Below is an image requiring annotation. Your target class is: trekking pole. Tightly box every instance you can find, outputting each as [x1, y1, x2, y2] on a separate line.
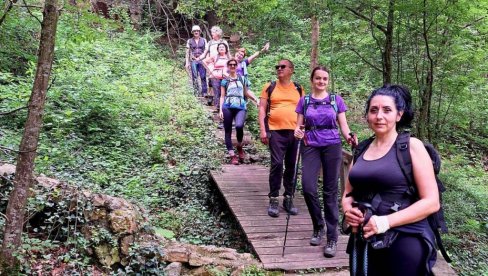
[282, 126, 304, 257]
[349, 133, 359, 276]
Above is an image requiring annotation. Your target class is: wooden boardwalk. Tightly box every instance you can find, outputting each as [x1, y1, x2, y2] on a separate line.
[211, 164, 349, 271]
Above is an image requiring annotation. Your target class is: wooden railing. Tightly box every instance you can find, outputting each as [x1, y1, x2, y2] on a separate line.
[340, 150, 353, 196]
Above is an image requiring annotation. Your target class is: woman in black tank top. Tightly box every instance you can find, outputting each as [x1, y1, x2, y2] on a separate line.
[342, 85, 440, 275]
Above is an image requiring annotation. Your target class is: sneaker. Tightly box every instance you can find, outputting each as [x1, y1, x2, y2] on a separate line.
[310, 227, 325, 246]
[217, 123, 224, 129]
[267, 197, 279, 217]
[237, 145, 246, 161]
[323, 240, 337, 258]
[283, 195, 298, 215]
[230, 155, 239, 165]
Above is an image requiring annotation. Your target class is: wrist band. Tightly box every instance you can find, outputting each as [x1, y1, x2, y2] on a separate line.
[371, 215, 390, 234]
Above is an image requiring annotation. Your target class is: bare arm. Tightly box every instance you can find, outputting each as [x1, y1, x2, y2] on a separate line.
[294, 114, 305, 139]
[337, 112, 358, 145]
[244, 86, 258, 106]
[219, 84, 226, 119]
[247, 42, 270, 64]
[258, 90, 268, 145]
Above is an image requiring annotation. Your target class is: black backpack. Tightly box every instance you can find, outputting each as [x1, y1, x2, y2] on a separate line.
[264, 81, 302, 131]
[353, 131, 451, 262]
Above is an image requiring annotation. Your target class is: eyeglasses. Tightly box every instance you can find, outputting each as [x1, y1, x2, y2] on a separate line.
[228, 63, 237, 67]
[275, 65, 287, 70]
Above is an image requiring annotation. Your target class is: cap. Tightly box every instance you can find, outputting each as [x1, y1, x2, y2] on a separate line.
[192, 25, 201, 32]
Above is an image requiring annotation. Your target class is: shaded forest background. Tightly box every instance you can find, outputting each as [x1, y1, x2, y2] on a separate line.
[0, 0, 487, 274]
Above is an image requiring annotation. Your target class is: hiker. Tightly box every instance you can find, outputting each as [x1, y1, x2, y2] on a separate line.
[234, 42, 270, 87]
[185, 25, 207, 97]
[342, 84, 440, 275]
[203, 43, 230, 113]
[293, 66, 357, 258]
[220, 58, 259, 165]
[200, 26, 231, 59]
[258, 59, 304, 217]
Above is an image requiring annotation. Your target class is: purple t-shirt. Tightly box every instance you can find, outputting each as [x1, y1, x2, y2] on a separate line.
[295, 94, 347, 147]
[236, 58, 250, 77]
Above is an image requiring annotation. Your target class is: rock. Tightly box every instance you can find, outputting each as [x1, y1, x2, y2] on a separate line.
[188, 252, 213, 267]
[230, 265, 246, 276]
[164, 245, 189, 263]
[94, 243, 120, 267]
[120, 235, 134, 256]
[164, 262, 182, 276]
[0, 163, 15, 176]
[87, 208, 108, 221]
[189, 266, 210, 276]
[109, 209, 138, 234]
[36, 175, 61, 189]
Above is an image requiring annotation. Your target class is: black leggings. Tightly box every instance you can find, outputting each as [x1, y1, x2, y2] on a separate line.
[222, 107, 246, 151]
[368, 233, 430, 276]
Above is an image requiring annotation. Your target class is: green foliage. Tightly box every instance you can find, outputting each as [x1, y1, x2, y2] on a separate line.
[439, 154, 488, 275]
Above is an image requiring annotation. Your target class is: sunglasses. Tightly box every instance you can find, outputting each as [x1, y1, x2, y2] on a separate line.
[275, 65, 287, 70]
[228, 63, 238, 67]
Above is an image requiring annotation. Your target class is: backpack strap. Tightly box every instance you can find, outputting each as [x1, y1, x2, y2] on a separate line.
[353, 136, 375, 164]
[395, 131, 452, 263]
[303, 95, 310, 125]
[265, 81, 277, 116]
[293, 81, 303, 96]
[395, 131, 415, 196]
[330, 93, 338, 113]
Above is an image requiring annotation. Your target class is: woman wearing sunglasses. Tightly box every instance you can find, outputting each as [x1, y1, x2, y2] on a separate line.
[220, 59, 259, 165]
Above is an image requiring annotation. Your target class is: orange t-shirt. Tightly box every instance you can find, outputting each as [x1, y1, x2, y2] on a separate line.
[260, 81, 304, 130]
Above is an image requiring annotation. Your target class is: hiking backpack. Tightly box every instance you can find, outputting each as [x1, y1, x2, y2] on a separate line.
[302, 93, 339, 129]
[353, 131, 451, 262]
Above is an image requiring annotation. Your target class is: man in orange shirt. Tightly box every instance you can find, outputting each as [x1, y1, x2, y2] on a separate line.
[259, 59, 304, 217]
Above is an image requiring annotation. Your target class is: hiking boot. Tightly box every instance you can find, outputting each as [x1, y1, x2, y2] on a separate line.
[267, 197, 279, 217]
[283, 195, 298, 215]
[230, 155, 239, 165]
[237, 145, 246, 161]
[323, 240, 337, 258]
[310, 227, 325, 246]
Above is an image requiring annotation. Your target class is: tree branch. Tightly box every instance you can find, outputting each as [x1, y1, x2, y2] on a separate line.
[349, 47, 383, 73]
[346, 6, 387, 34]
[0, 106, 28, 116]
[0, 0, 14, 27]
[0, 145, 36, 153]
[22, 0, 41, 24]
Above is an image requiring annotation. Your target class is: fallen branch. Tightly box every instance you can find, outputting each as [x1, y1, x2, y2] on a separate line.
[0, 106, 28, 116]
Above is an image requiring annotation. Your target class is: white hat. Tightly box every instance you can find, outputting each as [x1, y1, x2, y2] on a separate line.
[191, 25, 201, 32]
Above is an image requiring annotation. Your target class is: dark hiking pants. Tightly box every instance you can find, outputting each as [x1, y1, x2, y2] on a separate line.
[268, 130, 299, 198]
[301, 143, 342, 241]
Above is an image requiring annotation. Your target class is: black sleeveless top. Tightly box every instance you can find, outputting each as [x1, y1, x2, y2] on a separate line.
[348, 143, 437, 271]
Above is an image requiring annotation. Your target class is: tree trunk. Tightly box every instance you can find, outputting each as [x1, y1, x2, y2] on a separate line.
[129, 0, 142, 30]
[0, 0, 59, 268]
[417, 0, 434, 140]
[310, 15, 319, 70]
[382, 0, 395, 84]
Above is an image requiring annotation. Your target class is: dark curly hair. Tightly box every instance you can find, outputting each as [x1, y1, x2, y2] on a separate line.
[365, 84, 414, 129]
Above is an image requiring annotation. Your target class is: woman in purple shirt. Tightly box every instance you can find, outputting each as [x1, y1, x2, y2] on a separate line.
[294, 66, 357, 258]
